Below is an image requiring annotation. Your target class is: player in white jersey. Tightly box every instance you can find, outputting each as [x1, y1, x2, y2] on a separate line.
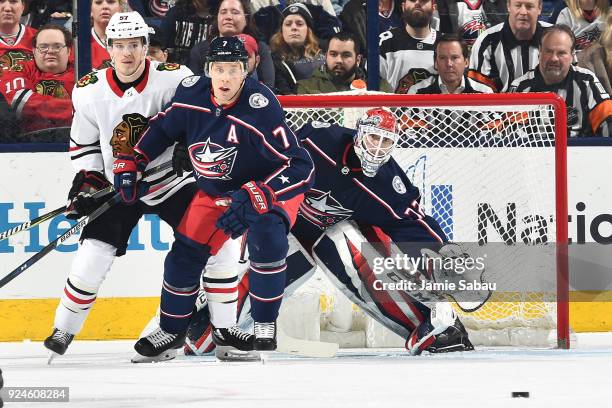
[43, 12, 246, 362]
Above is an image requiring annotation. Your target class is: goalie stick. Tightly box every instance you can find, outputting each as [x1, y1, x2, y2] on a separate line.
[0, 161, 174, 289]
[0, 186, 115, 243]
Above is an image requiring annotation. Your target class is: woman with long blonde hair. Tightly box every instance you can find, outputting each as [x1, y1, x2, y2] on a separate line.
[270, 3, 324, 94]
[554, 0, 608, 53]
[578, 12, 612, 95]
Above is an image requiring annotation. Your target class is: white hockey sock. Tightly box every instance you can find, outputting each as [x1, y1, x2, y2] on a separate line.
[54, 239, 116, 334]
[208, 300, 238, 329]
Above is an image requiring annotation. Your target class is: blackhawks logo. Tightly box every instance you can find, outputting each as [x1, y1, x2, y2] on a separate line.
[395, 69, 432, 94]
[77, 72, 99, 88]
[35, 80, 69, 98]
[156, 63, 180, 71]
[110, 113, 149, 157]
[0, 50, 33, 76]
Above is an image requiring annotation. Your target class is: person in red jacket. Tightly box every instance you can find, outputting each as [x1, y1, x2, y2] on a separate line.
[0, 0, 37, 74]
[0, 24, 74, 133]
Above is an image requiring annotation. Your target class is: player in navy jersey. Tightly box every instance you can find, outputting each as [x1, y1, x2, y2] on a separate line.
[183, 108, 476, 356]
[113, 36, 314, 357]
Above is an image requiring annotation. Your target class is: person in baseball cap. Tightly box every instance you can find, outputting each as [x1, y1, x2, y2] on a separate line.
[235, 33, 260, 75]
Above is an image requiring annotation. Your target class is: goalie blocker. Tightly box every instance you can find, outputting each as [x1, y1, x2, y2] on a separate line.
[186, 222, 476, 356]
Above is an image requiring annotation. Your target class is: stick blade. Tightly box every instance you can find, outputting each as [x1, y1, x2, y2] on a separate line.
[277, 328, 338, 358]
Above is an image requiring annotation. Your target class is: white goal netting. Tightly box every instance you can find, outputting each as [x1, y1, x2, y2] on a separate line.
[278, 93, 568, 348]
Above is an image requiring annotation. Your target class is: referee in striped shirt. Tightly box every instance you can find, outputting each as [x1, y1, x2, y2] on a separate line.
[509, 25, 611, 137]
[468, 0, 550, 92]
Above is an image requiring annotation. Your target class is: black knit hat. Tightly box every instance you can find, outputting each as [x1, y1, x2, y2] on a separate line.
[281, 3, 313, 28]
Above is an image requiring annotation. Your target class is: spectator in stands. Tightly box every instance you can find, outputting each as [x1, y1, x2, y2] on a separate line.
[404, 34, 493, 141]
[379, 0, 439, 93]
[160, 0, 215, 64]
[128, 0, 171, 19]
[252, 0, 341, 46]
[437, 0, 508, 47]
[270, 3, 325, 95]
[551, 0, 607, 54]
[0, 0, 37, 74]
[21, 1, 72, 29]
[91, 0, 124, 69]
[510, 25, 611, 137]
[339, 0, 403, 56]
[409, 33, 494, 94]
[297, 31, 392, 93]
[147, 29, 169, 62]
[237, 33, 261, 76]
[578, 12, 611, 95]
[0, 24, 74, 135]
[468, 0, 550, 92]
[187, 0, 275, 87]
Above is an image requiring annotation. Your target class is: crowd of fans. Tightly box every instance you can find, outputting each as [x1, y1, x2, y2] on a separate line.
[0, 0, 608, 141]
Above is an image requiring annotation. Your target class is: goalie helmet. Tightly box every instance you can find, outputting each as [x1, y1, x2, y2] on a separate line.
[354, 108, 398, 177]
[106, 12, 151, 46]
[204, 36, 249, 77]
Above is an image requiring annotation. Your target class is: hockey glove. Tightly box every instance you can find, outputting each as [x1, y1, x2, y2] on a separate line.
[216, 181, 277, 239]
[66, 170, 112, 219]
[112, 152, 149, 205]
[172, 142, 193, 177]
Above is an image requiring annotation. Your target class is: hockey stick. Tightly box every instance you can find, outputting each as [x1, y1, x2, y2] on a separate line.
[0, 186, 115, 243]
[277, 326, 338, 358]
[0, 161, 174, 289]
[0, 193, 121, 289]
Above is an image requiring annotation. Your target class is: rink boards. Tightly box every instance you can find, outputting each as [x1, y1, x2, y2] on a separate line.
[0, 146, 612, 340]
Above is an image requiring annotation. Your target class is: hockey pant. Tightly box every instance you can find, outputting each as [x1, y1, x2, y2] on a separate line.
[159, 190, 303, 335]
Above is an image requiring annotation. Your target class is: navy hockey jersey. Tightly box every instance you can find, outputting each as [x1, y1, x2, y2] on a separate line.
[136, 76, 315, 200]
[295, 122, 447, 247]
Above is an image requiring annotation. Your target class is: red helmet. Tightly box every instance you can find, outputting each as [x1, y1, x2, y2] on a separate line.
[354, 108, 398, 177]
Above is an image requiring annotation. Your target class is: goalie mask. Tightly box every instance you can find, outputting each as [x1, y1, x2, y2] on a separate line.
[354, 108, 398, 177]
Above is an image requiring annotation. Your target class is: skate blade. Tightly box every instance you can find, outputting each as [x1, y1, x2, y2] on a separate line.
[131, 348, 177, 363]
[47, 351, 59, 365]
[215, 346, 260, 362]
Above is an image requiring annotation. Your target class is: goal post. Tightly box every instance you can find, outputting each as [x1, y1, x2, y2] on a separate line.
[278, 92, 570, 349]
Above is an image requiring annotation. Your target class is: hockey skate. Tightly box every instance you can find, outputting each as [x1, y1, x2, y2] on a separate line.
[212, 326, 259, 361]
[406, 303, 465, 356]
[426, 318, 474, 354]
[131, 327, 185, 363]
[254, 321, 277, 351]
[44, 328, 74, 364]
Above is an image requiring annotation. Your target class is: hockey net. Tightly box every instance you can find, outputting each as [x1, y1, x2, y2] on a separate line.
[278, 93, 569, 348]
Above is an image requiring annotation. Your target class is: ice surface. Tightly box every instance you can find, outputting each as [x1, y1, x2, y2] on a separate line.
[1, 333, 611, 408]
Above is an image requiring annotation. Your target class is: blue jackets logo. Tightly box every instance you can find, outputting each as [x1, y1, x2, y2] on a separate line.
[298, 189, 353, 230]
[189, 138, 237, 180]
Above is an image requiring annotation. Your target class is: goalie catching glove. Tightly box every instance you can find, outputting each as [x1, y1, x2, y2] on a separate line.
[112, 152, 149, 205]
[216, 181, 277, 239]
[66, 170, 112, 219]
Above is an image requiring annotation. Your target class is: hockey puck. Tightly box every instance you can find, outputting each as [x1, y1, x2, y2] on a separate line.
[511, 392, 530, 398]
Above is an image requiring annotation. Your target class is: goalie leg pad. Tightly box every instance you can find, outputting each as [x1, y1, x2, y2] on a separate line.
[312, 222, 429, 337]
[55, 239, 116, 334]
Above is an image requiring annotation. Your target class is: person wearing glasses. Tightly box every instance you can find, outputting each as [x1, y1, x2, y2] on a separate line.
[0, 24, 73, 133]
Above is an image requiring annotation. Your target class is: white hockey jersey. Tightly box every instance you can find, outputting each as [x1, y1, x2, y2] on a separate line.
[69, 59, 194, 206]
[555, 8, 604, 53]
